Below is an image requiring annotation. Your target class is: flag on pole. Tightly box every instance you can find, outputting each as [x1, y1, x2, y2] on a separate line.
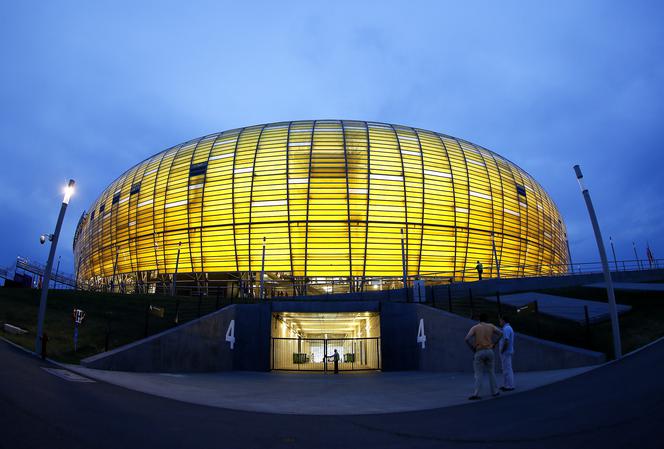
[646, 244, 655, 267]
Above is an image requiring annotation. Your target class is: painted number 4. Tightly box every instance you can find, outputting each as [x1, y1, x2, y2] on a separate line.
[225, 320, 236, 350]
[417, 318, 426, 349]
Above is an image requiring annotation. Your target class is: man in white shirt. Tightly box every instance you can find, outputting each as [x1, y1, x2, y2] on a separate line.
[499, 315, 515, 391]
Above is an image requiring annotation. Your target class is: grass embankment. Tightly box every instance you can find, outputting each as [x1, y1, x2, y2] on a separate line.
[431, 284, 664, 358]
[0, 288, 224, 363]
[539, 286, 664, 355]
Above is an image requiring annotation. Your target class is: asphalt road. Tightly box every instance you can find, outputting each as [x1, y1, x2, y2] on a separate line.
[1, 339, 662, 449]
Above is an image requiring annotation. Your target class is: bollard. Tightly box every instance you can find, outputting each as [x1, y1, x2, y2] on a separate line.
[104, 327, 110, 352]
[174, 298, 180, 324]
[104, 313, 112, 352]
[40, 333, 48, 360]
[448, 284, 453, 313]
[496, 291, 502, 316]
[584, 305, 591, 345]
[144, 300, 150, 338]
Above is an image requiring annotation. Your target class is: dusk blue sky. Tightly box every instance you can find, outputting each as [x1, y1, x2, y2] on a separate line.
[1, 1, 663, 277]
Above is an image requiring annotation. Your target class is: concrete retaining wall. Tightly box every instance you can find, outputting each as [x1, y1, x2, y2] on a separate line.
[380, 302, 605, 372]
[82, 300, 380, 372]
[82, 303, 272, 372]
[83, 299, 604, 373]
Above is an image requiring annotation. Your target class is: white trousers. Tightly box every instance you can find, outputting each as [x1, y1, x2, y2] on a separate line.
[500, 353, 515, 389]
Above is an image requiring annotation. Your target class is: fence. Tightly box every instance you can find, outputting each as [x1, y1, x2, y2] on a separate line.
[70, 257, 663, 300]
[99, 291, 256, 353]
[423, 282, 664, 356]
[15, 256, 77, 288]
[271, 337, 381, 371]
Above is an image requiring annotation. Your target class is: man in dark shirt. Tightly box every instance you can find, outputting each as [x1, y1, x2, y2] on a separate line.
[327, 349, 340, 374]
[476, 261, 484, 280]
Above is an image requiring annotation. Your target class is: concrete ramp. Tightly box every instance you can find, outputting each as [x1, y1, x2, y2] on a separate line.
[82, 303, 272, 372]
[484, 292, 631, 324]
[381, 303, 605, 372]
[585, 282, 664, 292]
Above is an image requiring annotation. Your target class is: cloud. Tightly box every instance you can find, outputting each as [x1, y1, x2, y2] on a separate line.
[1, 0, 663, 273]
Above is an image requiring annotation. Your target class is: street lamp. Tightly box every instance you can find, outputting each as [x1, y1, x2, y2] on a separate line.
[35, 179, 75, 354]
[573, 166, 621, 359]
[260, 237, 266, 299]
[400, 228, 407, 289]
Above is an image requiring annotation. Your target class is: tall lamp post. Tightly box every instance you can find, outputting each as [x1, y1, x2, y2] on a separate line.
[260, 237, 266, 299]
[35, 179, 75, 354]
[573, 166, 622, 359]
[400, 229, 408, 289]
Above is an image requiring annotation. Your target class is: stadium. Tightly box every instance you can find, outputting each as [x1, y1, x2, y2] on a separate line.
[73, 120, 569, 297]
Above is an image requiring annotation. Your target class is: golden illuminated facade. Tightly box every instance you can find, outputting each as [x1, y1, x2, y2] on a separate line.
[73, 120, 569, 294]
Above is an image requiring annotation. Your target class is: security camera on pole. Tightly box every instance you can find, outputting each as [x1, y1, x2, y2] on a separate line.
[35, 179, 75, 354]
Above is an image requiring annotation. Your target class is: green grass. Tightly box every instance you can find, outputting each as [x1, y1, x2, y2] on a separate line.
[433, 286, 664, 358]
[0, 288, 228, 363]
[539, 286, 664, 355]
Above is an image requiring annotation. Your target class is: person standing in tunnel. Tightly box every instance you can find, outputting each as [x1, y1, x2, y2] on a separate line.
[327, 349, 340, 374]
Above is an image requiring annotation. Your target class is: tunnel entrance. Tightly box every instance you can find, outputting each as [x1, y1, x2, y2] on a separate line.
[270, 312, 381, 371]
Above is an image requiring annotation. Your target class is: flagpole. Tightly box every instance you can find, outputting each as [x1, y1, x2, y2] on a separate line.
[633, 242, 641, 270]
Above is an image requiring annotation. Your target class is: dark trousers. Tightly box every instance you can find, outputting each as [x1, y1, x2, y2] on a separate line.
[334, 360, 338, 374]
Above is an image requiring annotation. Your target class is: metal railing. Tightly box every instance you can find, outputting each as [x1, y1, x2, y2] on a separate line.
[419, 258, 663, 280]
[15, 256, 77, 288]
[74, 256, 664, 298]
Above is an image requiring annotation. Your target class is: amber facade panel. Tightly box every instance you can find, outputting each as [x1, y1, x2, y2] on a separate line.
[73, 120, 569, 289]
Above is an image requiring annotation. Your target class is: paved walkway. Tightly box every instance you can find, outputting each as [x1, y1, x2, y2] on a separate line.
[585, 282, 664, 292]
[485, 292, 631, 324]
[65, 364, 594, 415]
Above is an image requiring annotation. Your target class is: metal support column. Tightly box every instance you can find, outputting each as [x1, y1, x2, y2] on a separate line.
[35, 179, 75, 354]
[574, 165, 622, 359]
[171, 241, 181, 297]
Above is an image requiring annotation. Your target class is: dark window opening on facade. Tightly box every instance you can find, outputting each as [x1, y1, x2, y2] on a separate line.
[112, 192, 121, 205]
[516, 184, 527, 196]
[189, 162, 208, 177]
[130, 183, 141, 195]
[99, 204, 105, 214]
